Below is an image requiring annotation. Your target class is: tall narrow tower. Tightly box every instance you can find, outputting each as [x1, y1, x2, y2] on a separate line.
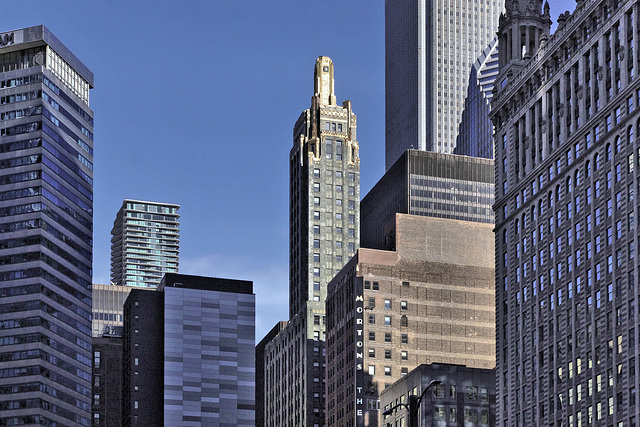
[261, 56, 360, 427]
[289, 56, 360, 317]
[0, 26, 94, 426]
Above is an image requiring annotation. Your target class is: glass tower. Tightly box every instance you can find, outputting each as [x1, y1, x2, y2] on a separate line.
[0, 25, 94, 426]
[110, 199, 179, 288]
[454, 38, 499, 159]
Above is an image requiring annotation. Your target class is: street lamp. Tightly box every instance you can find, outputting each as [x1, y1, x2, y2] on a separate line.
[382, 379, 442, 427]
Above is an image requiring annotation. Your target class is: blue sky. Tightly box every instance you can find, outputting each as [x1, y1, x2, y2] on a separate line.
[5, 0, 575, 340]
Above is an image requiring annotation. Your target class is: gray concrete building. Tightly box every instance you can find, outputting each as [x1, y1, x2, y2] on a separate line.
[0, 25, 94, 426]
[326, 214, 495, 427]
[122, 273, 255, 426]
[110, 199, 180, 288]
[92, 283, 135, 336]
[259, 56, 360, 427]
[385, 0, 502, 168]
[361, 150, 494, 251]
[492, 0, 640, 424]
[380, 363, 496, 427]
[454, 39, 499, 159]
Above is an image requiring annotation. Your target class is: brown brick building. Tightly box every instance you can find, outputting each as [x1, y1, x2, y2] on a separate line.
[325, 214, 495, 427]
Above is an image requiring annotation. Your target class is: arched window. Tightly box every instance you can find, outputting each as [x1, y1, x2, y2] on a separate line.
[615, 136, 622, 154]
[539, 199, 544, 215]
[628, 125, 634, 146]
[516, 219, 520, 234]
[594, 153, 601, 170]
[548, 191, 554, 208]
[523, 214, 528, 229]
[532, 205, 537, 221]
[586, 160, 591, 177]
[503, 229, 508, 244]
[556, 185, 561, 202]
[606, 143, 612, 161]
[566, 176, 572, 194]
[575, 169, 581, 186]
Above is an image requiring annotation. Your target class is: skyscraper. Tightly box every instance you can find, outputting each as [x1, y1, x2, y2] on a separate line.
[0, 25, 94, 426]
[492, 0, 640, 424]
[110, 199, 179, 288]
[454, 39, 499, 159]
[385, 0, 502, 169]
[259, 56, 360, 426]
[122, 273, 255, 426]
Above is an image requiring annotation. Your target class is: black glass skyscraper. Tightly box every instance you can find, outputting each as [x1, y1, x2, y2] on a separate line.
[0, 26, 94, 426]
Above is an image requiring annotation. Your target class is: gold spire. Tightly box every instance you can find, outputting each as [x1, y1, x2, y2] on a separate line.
[314, 56, 336, 106]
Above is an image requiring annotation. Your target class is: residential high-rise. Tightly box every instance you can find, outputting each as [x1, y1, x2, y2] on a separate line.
[361, 150, 494, 250]
[454, 39, 499, 159]
[492, 0, 640, 425]
[326, 214, 495, 426]
[259, 56, 360, 426]
[110, 199, 180, 288]
[122, 273, 255, 426]
[385, 0, 502, 169]
[0, 25, 94, 426]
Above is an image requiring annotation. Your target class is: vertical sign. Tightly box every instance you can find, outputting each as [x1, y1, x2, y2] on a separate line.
[354, 278, 365, 426]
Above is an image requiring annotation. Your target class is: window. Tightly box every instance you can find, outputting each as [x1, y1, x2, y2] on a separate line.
[336, 199, 342, 206]
[313, 183, 320, 192]
[348, 214, 355, 224]
[369, 348, 375, 358]
[368, 314, 375, 324]
[368, 365, 375, 375]
[313, 239, 320, 248]
[314, 211, 320, 220]
[368, 297, 375, 308]
[401, 351, 408, 360]
[384, 366, 392, 376]
[336, 185, 342, 192]
[384, 299, 391, 309]
[400, 315, 408, 327]
[401, 334, 408, 344]
[313, 197, 320, 206]
[401, 300, 407, 310]
[93, 394, 100, 406]
[384, 316, 391, 326]
[313, 225, 320, 234]
[313, 267, 320, 277]
[313, 168, 320, 178]
[94, 351, 101, 369]
[385, 349, 392, 359]
[369, 331, 375, 341]
[384, 332, 391, 342]
[335, 212, 342, 220]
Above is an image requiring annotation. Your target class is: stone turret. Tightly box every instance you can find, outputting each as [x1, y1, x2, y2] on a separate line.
[495, 0, 552, 88]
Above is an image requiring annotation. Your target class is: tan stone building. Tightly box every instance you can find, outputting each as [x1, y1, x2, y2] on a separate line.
[325, 213, 495, 427]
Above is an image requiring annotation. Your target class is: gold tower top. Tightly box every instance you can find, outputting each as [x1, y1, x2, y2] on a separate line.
[314, 56, 336, 107]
